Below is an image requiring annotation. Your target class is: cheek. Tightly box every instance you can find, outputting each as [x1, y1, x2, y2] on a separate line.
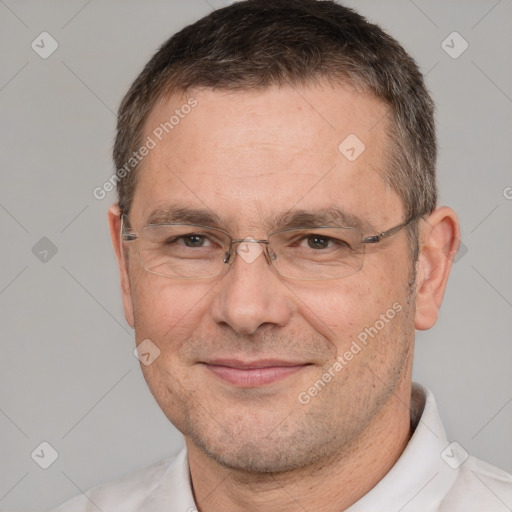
[130, 274, 214, 349]
[288, 279, 371, 348]
[289, 270, 407, 354]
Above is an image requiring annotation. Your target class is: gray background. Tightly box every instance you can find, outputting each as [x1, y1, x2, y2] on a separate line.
[1, 1, 511, 510]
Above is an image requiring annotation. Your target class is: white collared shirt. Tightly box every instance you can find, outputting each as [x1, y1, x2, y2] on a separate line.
[53, 383, 512, 511]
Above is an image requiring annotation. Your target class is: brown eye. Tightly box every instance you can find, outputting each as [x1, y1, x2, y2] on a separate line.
[182, 234, 207, 247]
[306, 235, 331, 250]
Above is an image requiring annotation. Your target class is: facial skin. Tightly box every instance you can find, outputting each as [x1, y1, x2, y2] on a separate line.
[109, 81, 459, 511]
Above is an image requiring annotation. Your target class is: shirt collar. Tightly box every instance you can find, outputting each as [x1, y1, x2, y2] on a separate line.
[345, 382, 459, 512]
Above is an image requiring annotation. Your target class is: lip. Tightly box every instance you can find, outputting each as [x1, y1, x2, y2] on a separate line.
[202, 359, 310, 387]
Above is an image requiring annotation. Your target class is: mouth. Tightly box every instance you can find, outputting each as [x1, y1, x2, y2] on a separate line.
[201, 359, 311, 387]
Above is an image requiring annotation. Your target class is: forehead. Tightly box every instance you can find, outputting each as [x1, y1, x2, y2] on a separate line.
[130, 82, 402, 231]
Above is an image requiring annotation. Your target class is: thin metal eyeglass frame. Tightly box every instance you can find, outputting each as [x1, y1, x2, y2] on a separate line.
[120, 215, 417, 280]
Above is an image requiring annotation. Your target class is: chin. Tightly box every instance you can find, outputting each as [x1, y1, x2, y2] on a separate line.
[184, 407, 341, 475]
[197, 437, 318, 474]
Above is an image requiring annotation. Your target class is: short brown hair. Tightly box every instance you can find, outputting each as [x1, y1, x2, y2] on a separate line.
[113, 0, 437, 259]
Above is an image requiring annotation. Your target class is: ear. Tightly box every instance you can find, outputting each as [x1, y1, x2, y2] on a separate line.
[108, 204, 135, 328]
[414, 206, 460, 331]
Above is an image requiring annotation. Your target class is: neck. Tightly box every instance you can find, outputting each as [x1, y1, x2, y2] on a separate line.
[186, 377, 413, 512]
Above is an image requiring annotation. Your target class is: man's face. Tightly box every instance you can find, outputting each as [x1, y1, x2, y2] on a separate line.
[120, 82, 417, 472]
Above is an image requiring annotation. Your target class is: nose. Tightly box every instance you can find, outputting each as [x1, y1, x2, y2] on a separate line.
[210, 240, 293, 335]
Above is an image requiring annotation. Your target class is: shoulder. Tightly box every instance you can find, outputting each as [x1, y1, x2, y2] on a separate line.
[51, 450, 186, 512]
[440, 455, 512, 511]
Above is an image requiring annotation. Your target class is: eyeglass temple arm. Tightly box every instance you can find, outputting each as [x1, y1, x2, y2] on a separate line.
[362, 221, 411, 245]
[120, 214, 138, 241]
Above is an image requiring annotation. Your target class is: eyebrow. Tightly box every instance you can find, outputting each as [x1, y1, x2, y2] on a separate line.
[144, 205, 375, 233]
[146, 206, 223, 227]
[271, 208, 375, 232]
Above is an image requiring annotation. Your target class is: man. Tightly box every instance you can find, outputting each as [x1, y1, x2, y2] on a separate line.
[55, 1, 512, 510]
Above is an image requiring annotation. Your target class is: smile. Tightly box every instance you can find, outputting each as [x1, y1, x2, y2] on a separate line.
[201, 359, 310, 387]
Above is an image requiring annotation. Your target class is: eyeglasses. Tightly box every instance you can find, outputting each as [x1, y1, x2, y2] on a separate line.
[121, 215, 416, 281]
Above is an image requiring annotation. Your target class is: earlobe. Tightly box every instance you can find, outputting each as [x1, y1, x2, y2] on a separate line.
[414, 207, 460, 331]
[108, 204, 135, 328]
